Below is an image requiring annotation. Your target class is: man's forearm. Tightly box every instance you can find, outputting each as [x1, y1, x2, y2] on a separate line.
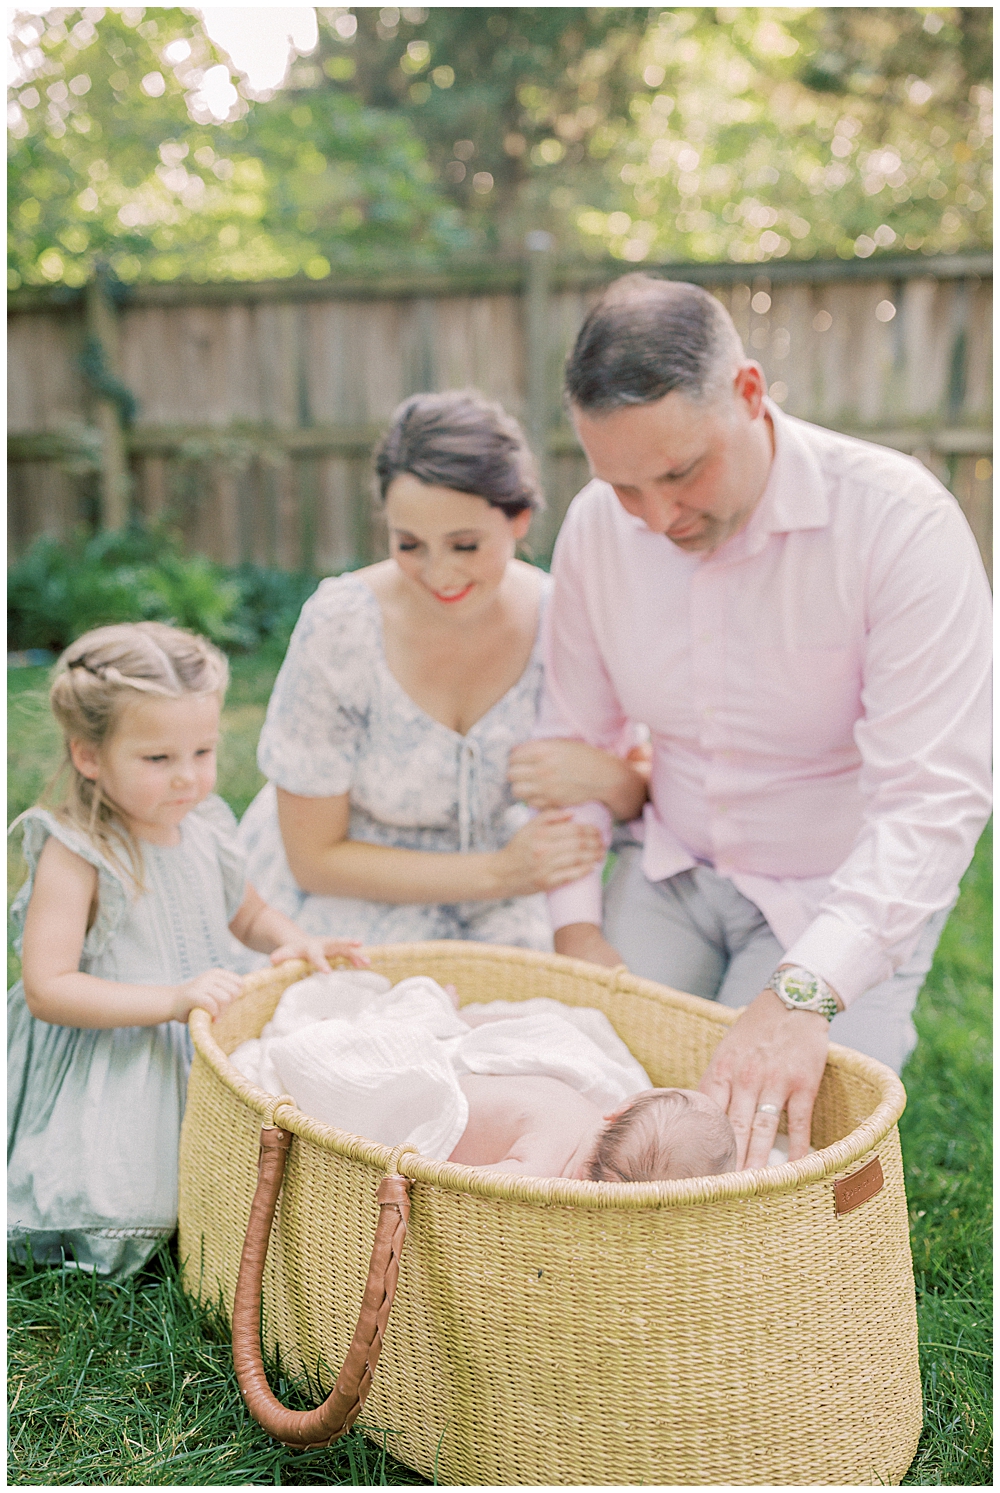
[554, 923, 623, 968]
[601, 757, 650, 821]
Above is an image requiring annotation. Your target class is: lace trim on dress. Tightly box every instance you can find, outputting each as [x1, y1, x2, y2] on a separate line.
[191, 794, 247, 919]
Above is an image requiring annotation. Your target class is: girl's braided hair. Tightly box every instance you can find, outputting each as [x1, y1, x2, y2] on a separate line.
[45, 621, 228, 888]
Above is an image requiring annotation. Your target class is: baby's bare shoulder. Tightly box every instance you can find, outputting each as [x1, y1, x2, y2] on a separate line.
[462, 1073, 599, 1141]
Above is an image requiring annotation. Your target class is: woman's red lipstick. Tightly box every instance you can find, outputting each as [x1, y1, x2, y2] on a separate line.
[432, 584, 474, 604]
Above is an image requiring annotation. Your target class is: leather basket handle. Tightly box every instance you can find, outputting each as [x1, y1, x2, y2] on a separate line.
[231, 1125, 411, 1450]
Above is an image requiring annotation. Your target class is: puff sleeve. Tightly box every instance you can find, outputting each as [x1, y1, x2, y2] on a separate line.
[256, 577, 374, 798]
[8, 809, 130, 958]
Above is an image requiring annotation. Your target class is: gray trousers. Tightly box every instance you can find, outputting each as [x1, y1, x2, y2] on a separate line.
[603, 847, 949, 1075]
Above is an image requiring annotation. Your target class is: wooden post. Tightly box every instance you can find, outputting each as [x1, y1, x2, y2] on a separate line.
[525, 230, 554, 483]
[84, 268, 130, 529]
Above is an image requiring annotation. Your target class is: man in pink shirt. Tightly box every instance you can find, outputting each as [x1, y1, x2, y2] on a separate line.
[509, 275, 991, 1170]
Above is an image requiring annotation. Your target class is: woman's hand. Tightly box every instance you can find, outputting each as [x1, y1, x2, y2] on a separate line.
[269, 937, 370, 973]
[495, 809, 605, 896]
[273, 790, 604, 907]
[508, 739, 649, 821]
[172, 968, 244, 1022]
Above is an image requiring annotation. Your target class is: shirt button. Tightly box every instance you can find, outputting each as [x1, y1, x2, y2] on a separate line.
[703, 706, 714, 718]
[698, 631, 712, 643]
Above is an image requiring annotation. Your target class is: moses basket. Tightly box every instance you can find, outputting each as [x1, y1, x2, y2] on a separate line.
[178, 942, 921, 1486]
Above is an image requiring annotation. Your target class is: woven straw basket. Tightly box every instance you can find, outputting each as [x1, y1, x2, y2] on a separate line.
[178, 942, 921, 1486]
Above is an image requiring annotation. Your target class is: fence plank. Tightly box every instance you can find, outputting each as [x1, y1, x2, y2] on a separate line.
[963, 280, 992, 419]
[7, 310, 86, 432]
[951, 453, 993, 584]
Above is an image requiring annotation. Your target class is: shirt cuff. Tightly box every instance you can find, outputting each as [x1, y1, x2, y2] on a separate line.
[542, 800, 611, 935]
[781, 913, 893, 1011]
[547, 868, 605, 934]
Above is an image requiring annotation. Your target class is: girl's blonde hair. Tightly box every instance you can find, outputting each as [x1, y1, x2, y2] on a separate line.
[46, 621, 229, 886]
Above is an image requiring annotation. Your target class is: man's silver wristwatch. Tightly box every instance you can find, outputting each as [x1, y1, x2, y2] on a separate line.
[765, 965, 839, 1022]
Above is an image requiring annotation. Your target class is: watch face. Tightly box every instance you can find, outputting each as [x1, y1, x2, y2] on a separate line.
[771, 969, 837, 1021]
[779, 970, 818, 1005]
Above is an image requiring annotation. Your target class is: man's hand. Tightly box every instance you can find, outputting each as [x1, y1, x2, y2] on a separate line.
[553, 922, 624, 969]
[699, 987, 829, 1169]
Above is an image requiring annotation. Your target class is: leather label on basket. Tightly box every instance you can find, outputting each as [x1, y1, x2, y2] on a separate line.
[834, 1156, 884, 1216]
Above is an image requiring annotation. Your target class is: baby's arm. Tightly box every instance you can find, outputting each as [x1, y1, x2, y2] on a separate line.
[21, 837, 242, 1027]
[228, 882, 369, 971]
[477, 1129, 572, 1178]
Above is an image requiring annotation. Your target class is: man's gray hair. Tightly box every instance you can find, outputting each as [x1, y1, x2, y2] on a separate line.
[564, 275, 745, 412]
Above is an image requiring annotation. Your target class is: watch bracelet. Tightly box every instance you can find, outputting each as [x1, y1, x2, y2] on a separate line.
[766, 967, 838, 1023]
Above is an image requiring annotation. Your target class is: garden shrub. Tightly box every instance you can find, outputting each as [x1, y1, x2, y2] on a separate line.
[227, 563, 322, 653]
[7, 527, 320, 654]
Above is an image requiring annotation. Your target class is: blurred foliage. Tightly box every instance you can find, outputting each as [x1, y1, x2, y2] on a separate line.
[7, 6, 467, 288]
[327, 5, 992, 263]
[225, 562, 321, 654]
[7, 525, 319, 653]
[7, 6, 992, 288]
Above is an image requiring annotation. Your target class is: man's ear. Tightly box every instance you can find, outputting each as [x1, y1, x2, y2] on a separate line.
[69, 738, 101, 781]
[733, 362, 767, 419]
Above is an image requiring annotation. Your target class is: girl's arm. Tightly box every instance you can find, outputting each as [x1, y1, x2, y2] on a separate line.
[229, 883, 369, 970]
[275, 789, 604, 905]
[21, 836, 242, 1028]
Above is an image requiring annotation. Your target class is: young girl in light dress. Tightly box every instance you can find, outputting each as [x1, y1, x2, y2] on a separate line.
[7, 621, 367, 1280]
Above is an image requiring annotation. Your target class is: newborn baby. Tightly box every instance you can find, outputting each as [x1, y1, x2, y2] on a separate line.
[450, 1076, 737, 1181]
[231, 972, 746, 1182]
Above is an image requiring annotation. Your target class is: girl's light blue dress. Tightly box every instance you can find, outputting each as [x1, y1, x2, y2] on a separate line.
[7, 797, 249, 1280]
[239, 572, 553, 950]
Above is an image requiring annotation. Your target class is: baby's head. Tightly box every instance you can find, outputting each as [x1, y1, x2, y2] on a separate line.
[47, 621, 228, 881]
[586, 1088, 737, 1184]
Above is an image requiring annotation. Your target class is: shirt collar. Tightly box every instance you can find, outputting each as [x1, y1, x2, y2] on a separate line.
[752, 401, 829, 537]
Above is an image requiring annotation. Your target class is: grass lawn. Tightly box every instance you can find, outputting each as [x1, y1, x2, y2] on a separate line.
[7, 656, 992, 1485]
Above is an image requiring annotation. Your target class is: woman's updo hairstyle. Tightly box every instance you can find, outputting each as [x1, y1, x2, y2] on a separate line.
[374, 391, 544, 519]
[46, 621, 229, 887]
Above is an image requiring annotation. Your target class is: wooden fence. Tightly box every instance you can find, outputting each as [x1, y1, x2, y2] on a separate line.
[7, 250, 992, 577]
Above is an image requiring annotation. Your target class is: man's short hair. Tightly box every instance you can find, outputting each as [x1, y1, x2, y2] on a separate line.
[565, 275, 744, 412]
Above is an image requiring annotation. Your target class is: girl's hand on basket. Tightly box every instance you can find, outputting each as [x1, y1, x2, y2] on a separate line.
[496, 810, 605, 896]
[698, 988, 829, 1169]
[173, 968, 244, 1022]
[269, 937, 370, 973]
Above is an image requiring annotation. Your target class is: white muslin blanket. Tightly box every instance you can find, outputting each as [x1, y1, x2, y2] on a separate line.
[229, 972, 652, 1161]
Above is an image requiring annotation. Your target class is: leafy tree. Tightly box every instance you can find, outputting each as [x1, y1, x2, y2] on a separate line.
[311, 7, 651, 244]
[7, 5, 466, 289]
[7, 6, 991, 288]
[315, 5, 991, 263]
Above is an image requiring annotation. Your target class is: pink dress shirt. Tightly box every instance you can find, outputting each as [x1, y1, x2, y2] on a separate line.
[539, 404, 992, 1009]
